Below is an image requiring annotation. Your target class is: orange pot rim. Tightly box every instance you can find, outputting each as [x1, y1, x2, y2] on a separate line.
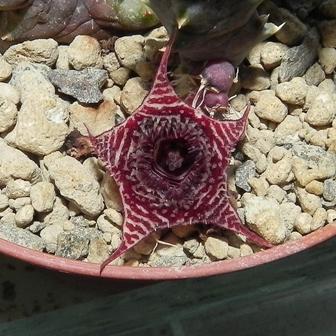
[1, 223, 335, 280]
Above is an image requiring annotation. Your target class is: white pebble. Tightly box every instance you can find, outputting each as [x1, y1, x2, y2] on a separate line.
[15, 204, 34, 228]
[6, 179, 31, 199]
[30, 182, 56, 213]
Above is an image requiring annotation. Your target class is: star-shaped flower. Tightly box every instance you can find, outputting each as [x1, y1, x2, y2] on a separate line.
[88, 35, 272, 272]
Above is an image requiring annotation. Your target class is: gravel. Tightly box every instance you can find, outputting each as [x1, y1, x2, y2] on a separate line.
[0, 1, 335, 268]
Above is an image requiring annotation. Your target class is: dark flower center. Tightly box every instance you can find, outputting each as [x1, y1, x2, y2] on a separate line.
[154, 138, 197, 179]
[131, 115, 212, 209]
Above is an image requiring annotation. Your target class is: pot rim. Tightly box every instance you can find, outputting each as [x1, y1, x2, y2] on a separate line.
[1, 223, 336, 280]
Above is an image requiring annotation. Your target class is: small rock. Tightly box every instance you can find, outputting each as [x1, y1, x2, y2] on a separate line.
[6, 97, 69, 156]
[327, 209, 336, 224]
[0, 139, 41, 187]
[144, 26, 169, 61]
[103, 52, 120, 74]
[0, 97, 17, 133]
[204, 237, 229, 260]
[114, 35, 145, 70]
[309, 129, 328, 149]
[323, 179, 336, 201]
[100, 174, 123, 211]
[103, 86, 121, 104]
[0, 219, 44, 251]
[228, 246, 240, 259]
[280, 202, 301, 231]
[55, 232, 90, 259]
[318, 78, 336, 92]
[30, 182, 55, 213]
[0, 194, 9, 211]
[44, 152, 104, 217]
[183, 239, 200, 255]
[260, 42, 288, 70]
[318, 48, 336, 74]
[279, 28, 319, 82]
[275, 77, 308, 106]
[289, 231, 303, 241]
[97, 214, 121, 235]
[294, 213, 313, 234]
[274, 115, 302, 145]
[306, 180, 324, 196]
[266, 185, 286, 203]
[148, 245, 188, 268]
[265, 155, 292, 185]
[56, 45, 70, 70]
[254, 90, 288, 123]
[292, 144, 336, 185]
[249, 176, 269, 196]
[304, 63, 326, 86]
[247, 43, 264, 65]
[8, 197, 31, 211]
[120, 77, 149, 114]
[110, 234, 122, 252]
[243, 194, 287, 244]
[9, 63, 53, 103]
[268, 146, 288, 162]
[240, 243, 254, 257]
[110, 67, 131, 87]
[296, 187, 322, 215]
[0, 83, 20, 104]
[69, 100, 117, 136]
[70, 216, 94, 228]
[5, 179, 31, 199]
[68, 35, 102, 70]
[235, 160, 256, 192]
[4, 39, 58, 66]
[15, 204, 34, 228]
[29, 221, 47, 234]
[87, 238, 110, 263]
[42, 197, 69, 226]
[49, 68, 108, 104]
[103, 208, 123, 227]
[230, 94, 248, 112]
[40, 223, 64, 251]
[0, 56, 12, 81]
[241, 65, 270, 91]
[311, 208, 327, 231]
[102, 232, 112, 243]
[319, 20, 336, 47]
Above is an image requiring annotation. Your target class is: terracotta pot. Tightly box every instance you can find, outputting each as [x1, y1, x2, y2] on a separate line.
[1, 224, 336, 280]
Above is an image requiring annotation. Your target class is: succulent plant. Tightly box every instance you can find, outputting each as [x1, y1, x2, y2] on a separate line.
[149, 0, 283, 65]
[0, 0, 159, 43]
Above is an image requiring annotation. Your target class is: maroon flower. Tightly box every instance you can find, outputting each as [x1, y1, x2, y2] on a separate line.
[89, 35, 272, 273]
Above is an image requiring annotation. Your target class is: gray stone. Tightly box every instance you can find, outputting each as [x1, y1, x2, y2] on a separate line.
[323, 179, 336, 201]
[235, 160, 256, 192]
[292, 143, 336, 168]
[304, 63, 325, 86]
[28, 221, 47, 234]
[279, 28, 320, 82]
[55, 232, 90, 260]
[0, 219, 44, 251]
[49, 68, 108, 104]
[87, 238, 110, 263]
[148, 246, 188, 268]
[183, 239, 200, 255]
[70, 216, 96, 228]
